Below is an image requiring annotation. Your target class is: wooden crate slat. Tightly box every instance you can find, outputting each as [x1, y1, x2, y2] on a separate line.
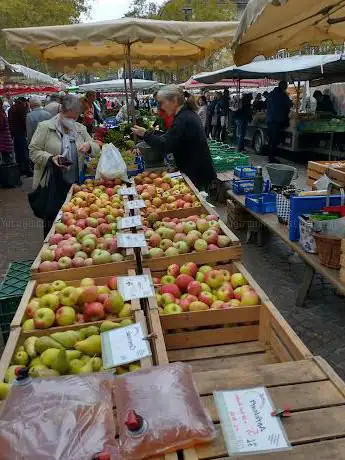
[270, 329, 295, 362]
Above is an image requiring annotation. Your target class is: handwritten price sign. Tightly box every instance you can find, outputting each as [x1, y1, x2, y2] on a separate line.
[117, 275, 155, 301]
[125, 199, 146, 210]
[167, 171, 183, 178]
[119, 186, 137, 196]
[214, 387, 291, 455]
[117, 233, 147, 248]
[118, 215, 142, 229]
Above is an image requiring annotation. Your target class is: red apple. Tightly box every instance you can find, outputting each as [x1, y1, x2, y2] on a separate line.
[49, 234, 64, 245]
[83, 302, 105, 321]
[167, 264, 180, 277]
[205, 270, 224, 289]
[80, 286, 98, 303]
[108, 276, 117, 290]
[180, 262, 198, 277]
[176, 274, 194, 292]
[187, 281, 202, 297]
[160, 283, 181, 299]
[202, 229, 218, 245]
[199, 291, 214, 306]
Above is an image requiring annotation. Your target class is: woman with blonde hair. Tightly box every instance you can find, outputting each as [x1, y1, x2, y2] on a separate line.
[132, 85, 216, 190]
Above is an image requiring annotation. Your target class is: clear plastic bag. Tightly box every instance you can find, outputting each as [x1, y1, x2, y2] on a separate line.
[115, 362, 216, 459]
[0, 373, 120, 460]
[95, 143, 128, 181]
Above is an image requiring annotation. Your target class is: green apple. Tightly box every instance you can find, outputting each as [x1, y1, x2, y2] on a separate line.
[34, 308, 56, 329]
[80, 277, 96, 287]
[200, 283, 211, 292]
[198, 265, 213, 274]
[12, 350, 29, 366]
[104, 291, 124, 314]
[39, 293, 60, 311]
[161, 275, 176, 285]
[163, 303, 182, 314]
[35, 283, 52, 298]
[51, 280, 67, 292]
[55, 306, 76, 326]
[195, 272, 205, 282]
[22, 318, 35, 331]
[59, 286, 79, 306]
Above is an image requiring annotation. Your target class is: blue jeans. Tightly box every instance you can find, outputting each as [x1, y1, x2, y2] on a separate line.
[236, 119, 248, 152]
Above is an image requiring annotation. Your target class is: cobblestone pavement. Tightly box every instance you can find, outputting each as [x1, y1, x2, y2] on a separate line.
[1, 156, 345, 379]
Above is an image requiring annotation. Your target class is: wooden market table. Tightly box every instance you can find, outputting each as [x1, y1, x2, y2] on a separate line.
[227, 189, 345, 307]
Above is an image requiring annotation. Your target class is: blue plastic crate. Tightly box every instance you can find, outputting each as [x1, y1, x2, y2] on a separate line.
[234, 166, 257, 179]
[232, 179, 254, 195]
[246, 193, 277, 214]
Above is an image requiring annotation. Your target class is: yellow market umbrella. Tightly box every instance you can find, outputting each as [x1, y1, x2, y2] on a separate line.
[232, 0, 345, 65]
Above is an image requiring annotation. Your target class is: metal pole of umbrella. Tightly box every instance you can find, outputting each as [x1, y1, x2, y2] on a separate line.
[123, 60, 130, 123]
[125, 43, 136, 123]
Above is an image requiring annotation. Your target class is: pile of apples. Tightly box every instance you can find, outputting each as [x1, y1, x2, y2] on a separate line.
[143, 214, 232, 258]
[22, 277, 131, 331]
[154, 262, 260, 315]
[133, 172, 201, 217]
[38, 182, 130, 272]
[0, 322, 139, 399]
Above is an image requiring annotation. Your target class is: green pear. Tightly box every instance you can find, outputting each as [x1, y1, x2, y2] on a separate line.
[24, 336, 38, 358]
[22, 319, 35, 331]
[35, 336, 64, 354]
[4, 365, 24, 383]
[69, 359, 84, 374]
[15, 345, 25, 353]
[80, 355, 91, 364]
[100, 320, 122, 333]
[12, 350, 29, 366]
[29, 364, 48, 376]
[78, 359, 94, 374]
[91, 357, 102, 372]
[66, 350, 82, 362]
[120, 318, 133, 327]
[0, 382, 10, 400]
[119, 303, 131, 318]
[50, 349, 69, 374]
[41, 348, 60, 367]
[51, 331, 80, 349]
[31, 368, 59, 378]
[75, 335, 101, 356]
[29, 356, 43, 368]
[80, 325, 100, 338]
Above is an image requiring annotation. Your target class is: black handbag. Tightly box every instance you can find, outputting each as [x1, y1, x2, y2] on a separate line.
[28, 159, 70, 220]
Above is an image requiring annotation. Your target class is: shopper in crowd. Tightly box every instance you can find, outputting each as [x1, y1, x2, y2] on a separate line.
[131, 85, 216, 190]
[198, 95, 208, 130]
[209, 91, 222, 140]
[313, 90, 336, 115]
[80, 91, 103, 134]
[253, 93, 265, 112]
[29, 95, 100, 237]
[266, 81, 292, 163]
[26, 97, 52, 144]
[8, 97, 32, 177]
[218, 89, 230, 142]
[234, 93, 253, 153]
[262, 91, 269, 110]
[0, 98, 14, 164]
[45, 94, 61, 116]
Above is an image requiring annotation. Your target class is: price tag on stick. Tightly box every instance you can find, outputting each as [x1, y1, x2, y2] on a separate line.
[119, 186, 137, 196]
[118, 215, 142, 229]
[117, 233, 147, 248]
[101, 323, 152, 369]
[125, 199, 146, 210]
[167, 171, 183, 178]
[117, 275, 154, 301]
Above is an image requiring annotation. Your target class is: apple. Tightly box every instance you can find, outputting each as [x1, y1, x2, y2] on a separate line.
[58, 256, 72, 270]
[84, 302, 105, 321]
[202, 230, 218, 245]
[161, 275, 176, 285]
[104, 291, 124, 314]
[229, 299, 241, 307]
[174, 232, 186, 243]
[164, 247, 179, 257]
[180, 262, 198, 277]
[49, 234, 64, 245]
[55, 223, 67, 234]
[22, 318, 35, 331]
[194, 239, 208, 252]
[201, 282, 211, 292]
[160, 239, 174, 251]
[206, 214, 219, 221]
[220, 270, 231, 282]
[211, 300, 225, 310]
[92, 249, 112, 264]
[163, 303, 182, 314]
[39, 293, 60, 311]
[199, 291, 214, 306]
[240, 288, 260, 306]
[176, 274, 194, 291]
[189, 301, 209, 312]
[174, 241, 189, 254]
[195, 272, 205, 282]
[108, 276, 117, 290]
[75, 251, 88, 260]
[217, 235, 231, 248]
[41, 249, 55, 262]
[80, 286, 98, 304]
[196, 219, 209, 233]
[35, 283, 52, 297]
[160, 283, 181, 298]
[38, 261, 58, 272]
[180, 298, 191, 312]
[208, 220, 220, 231]
[82, 238, 97, 253]
[216, 285, 234, 302]
[185, 230, 202, 247]
[167, 264, 180, 277]
[80, 278, 96, 287]
[234, 287, 242, 300]
[111, 253, 124, 262]
[187, 281, 202, 297]
[61, 245, 76, 258]
[55, 306, 76, 326]
[231, 273, 247, 288]
[33, 308, 55, 328]
[205, 270, 224, 289]
[59, 286, 79, 306]
[183, 221, 196, 233]
[148, 233, 161, 247]
[161, 293, 175, 305]
[25, 298, 40, 318]
[148, 247, 165, 258]
[72, 257, 86, 268]
[199, 265, 213, 274]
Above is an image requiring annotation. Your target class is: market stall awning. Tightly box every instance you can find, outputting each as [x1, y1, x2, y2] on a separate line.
[232, 0, 345, 65]
[3, 17, 239, 72]
[0, 84, 61, 96]
[182, 76, 275, 89]
[193, 54, 345, 84]
[79, 79, 163, 92]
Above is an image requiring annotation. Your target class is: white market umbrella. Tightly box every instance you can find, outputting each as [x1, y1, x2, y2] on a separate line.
[79, 79, 163, 92]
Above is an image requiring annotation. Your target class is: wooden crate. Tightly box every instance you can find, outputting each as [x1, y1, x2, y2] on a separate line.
[226, 197, 254, 230]
[142, 220, 241, 270]
[44, 185, 74, 243]
[0, 310, 152, 383]
[11, 269, 141, 330]
[307, 160, 345, 188]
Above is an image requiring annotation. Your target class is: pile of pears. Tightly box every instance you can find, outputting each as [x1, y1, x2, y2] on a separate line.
[1, 319, 140, 399]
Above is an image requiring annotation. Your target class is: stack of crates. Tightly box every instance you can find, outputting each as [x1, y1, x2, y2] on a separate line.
[0, 260, 32, 344]
[208, 141, 249, 172]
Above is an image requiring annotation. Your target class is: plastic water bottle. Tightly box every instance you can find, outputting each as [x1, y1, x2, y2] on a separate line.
[253, 166, 264, 194]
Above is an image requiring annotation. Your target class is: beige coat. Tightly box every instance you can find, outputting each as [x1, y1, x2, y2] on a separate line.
[29, 115, 100, 189]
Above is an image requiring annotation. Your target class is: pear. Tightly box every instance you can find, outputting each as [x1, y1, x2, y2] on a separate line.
[41, 348, 60, 367]
[120, 318, 133, 327]
[119, 303, 131, 318]
[29, 364, 48, 377]
[80, 355, 91, 364]
[91, 357, 102, 372]
[35, 336, 64, 354]
[51, 331, 80, 349]
[5, 365, 24, 383]
[31, 368, 59, 378]
[15, 345, 25, 353]
[0, 382, 10, 400]
[12, 350, 29, 366]
[129, 363, 141, 372]
[51, 350, 69, 374]
[24, 336, 38, 358]
[66, 350, 82, 362]
[100, 320, 122, 333]
[69, 359, 84, 374]
[80, 325, 100, 338]
[78, 359, 94, 374]
[29, 356, 43, 368]
[75, 335, 101, 356]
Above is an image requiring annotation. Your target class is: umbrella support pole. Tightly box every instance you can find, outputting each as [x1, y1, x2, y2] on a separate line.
[125, 43, 136, 123]
[123, 60, 130, 123]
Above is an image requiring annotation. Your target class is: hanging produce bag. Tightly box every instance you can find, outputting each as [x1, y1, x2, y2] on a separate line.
[95, 143, 128, 181]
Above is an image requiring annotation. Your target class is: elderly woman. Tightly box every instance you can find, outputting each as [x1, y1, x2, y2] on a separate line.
[29, 94, 100, 237]
[132, 85, 216, 190]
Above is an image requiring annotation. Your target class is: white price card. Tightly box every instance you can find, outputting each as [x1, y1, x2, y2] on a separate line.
[214, 387, 291, 456]
[101, 323, 151, 369]
[167, 171, 182, 178]
[125, 199, 146, 210]
[117, 275, 154, 301]
[117, 232, 147, 248]
[119, 186, 137, 196]
[118, 215, 142, 229]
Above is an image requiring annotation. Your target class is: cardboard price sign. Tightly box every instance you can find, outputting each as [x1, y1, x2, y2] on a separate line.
[125, 199, 146, 210]
[101, 323, 151, 369]
[118, 215, 142, 229]
[119, 186, 137, 196]
[167, 171, 182, 178]
[117, 233, 147, 248]
[117, 275, 154, 301]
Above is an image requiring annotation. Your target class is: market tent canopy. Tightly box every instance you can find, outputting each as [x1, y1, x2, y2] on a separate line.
[193, 54, 345, 84]
[182, 77, 274, 89]
[3, 17, 239, 72]
[0, 85, 61, 96]
[232, 0, 345, 65]
[79, 79, 163, 92]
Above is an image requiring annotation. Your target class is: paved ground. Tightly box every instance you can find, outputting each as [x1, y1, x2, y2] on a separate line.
[1, 156, 345, 379]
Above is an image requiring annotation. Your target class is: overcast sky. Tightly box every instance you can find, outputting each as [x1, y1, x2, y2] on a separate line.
[84, 0, 142, 22]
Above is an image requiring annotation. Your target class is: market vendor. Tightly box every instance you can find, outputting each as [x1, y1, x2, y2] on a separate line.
[131, 84, 216, 190]
[313, 90, 336, 115]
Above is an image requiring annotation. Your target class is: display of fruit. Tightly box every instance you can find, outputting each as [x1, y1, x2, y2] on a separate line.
[0, 322, 140, 399]
[142, 214, 232, 259]
[154, 263, 260, 315]
[21, 277, 132, 330]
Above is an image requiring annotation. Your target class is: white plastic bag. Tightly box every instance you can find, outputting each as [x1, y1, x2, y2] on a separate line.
[95, 143, 128, 181]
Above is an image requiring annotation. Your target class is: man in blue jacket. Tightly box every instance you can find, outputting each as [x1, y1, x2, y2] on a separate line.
[266, 81, 292, 163]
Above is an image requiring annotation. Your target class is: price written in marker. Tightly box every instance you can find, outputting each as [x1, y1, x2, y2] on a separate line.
[167, 171, 182, 178]
[119, 186, 137, 196]
[118, 215, 142, 229]
[101, 323, 152, 369]
[117, 233, 147, 248]
[117, 275, 154, 301]
[125, 199, 146, 210]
